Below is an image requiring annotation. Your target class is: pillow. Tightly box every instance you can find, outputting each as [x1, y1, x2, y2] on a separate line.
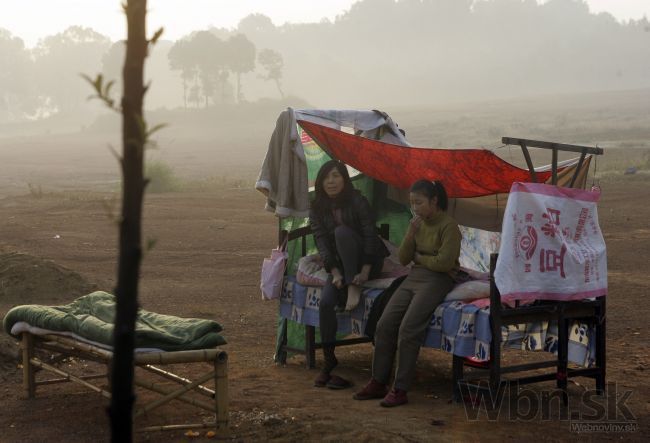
[296, 254, 328, 286]
[295, 238, 410, 287]
[444, 280, 490, 302]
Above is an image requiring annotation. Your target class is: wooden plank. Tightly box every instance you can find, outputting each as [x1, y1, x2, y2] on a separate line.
[569, 152, 587, 188]
[508, 373, 558, 385]
[36, 373, 107, 386]
[134, 349, 225, 365]
[499, 360, 557, 374]
[137, 423, 216, 433]
[503, 137, 603, 155]
[42, 334, 113, 361]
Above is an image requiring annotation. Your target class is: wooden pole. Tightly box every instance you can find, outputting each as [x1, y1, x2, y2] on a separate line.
[215, 355, 229, 437]
[134, 370, 216, 417]
[142, 365, 215, 397]
[110, 1, 148, 441]
[134, 377, 215, 412]
[30, 358, 112, 399]
[21, 333, 35, 399]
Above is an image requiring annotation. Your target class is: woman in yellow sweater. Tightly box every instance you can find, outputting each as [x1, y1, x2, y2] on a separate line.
[354, 179, 462, 407]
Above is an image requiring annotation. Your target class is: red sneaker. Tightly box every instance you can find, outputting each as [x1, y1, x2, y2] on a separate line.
[353, 379, 388, 400]
[380, 388, 408, 407]
[464, 356, 490, 369]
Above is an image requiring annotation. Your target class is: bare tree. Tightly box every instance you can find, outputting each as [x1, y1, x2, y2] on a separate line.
[85, 5, 166, 440]
[106, 0, 161, 440]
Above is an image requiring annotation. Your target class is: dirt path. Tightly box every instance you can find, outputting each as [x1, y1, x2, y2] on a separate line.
[0, 176, 648, 441]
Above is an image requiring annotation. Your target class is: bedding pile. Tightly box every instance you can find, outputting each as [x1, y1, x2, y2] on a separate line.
[3, 291, 226, 351]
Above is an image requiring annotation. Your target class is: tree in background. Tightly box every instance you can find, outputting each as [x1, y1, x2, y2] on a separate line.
[226, 34, 256, 103]
[167, 30, 255, 105]
[238, 13, 275, 35]
[34, 26, 111, 113]
[0, 29, 38, 121]
[168, 39, 196, 108]
[191, 31, 228, 107]
[258, 48, 284, 98]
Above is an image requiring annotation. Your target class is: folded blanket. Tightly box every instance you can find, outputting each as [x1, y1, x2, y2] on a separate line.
[3, 291, 226, 351]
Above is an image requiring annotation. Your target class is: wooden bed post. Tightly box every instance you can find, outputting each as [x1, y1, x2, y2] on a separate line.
[451, 355, 465, 402]
[21, 333, 35, 399]
[556, 305, 569, 405]
[214, 351, 229, 437]
[305, 326, 316, 369]
[488, 254, 502, 398]
[595, 298, 607, 395]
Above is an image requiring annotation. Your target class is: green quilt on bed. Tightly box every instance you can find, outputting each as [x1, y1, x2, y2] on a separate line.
[2, 291, 226, 351]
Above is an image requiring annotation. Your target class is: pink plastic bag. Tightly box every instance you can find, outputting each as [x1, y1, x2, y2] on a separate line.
[260, 240, 288, 300]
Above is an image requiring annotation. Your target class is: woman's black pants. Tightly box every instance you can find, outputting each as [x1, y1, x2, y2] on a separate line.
[319, 225, 382, 345]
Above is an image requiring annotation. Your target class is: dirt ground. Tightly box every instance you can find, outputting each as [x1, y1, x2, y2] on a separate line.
[0, 116, 649, 441]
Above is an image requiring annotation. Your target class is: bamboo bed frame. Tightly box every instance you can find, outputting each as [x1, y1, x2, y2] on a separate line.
[20, 332, 229, 436]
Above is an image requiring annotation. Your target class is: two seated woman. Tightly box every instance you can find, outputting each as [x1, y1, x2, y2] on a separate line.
[309, 160, 461, 407]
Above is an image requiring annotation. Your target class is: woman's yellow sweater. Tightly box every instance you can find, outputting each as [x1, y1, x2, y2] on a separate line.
[398, 211, 462, 274]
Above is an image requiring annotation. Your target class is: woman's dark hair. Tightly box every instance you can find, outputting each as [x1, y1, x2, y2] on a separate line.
[410, 179, 448, 211]
[312, 160, 355, 214]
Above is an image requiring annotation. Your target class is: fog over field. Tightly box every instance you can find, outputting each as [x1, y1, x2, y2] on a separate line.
[1, 0, 649, 195]
[2, 0, 650, 119]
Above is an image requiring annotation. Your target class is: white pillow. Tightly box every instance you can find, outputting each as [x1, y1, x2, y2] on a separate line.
[444, 280, 491, 302]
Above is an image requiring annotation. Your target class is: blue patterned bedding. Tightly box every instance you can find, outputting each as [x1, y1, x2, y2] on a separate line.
[280, 276, 596, 367]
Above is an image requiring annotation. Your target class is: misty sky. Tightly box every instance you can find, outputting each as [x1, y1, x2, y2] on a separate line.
[2, 0, 650, 47]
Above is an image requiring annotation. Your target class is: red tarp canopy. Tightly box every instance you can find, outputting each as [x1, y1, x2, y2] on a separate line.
[299, 120, 555, 198]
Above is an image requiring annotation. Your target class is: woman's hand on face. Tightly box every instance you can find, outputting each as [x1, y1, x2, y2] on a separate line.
[408, 215, 422, 236]
[331, 268, 344, 289]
